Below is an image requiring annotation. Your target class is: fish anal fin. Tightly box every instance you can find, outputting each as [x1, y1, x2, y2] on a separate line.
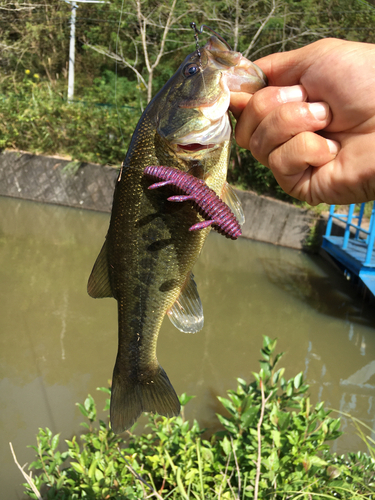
[221, 182, 245, 225]
[167, 272, 204, 333]
[87, 240, 113, 298]
[110, 362, 180, 434]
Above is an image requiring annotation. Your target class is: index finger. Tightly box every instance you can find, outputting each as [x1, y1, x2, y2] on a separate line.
[253, 38, 349, 86]
[229, 92, 253, 120]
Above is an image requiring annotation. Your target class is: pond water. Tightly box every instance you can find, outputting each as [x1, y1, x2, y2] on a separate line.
[1, 195, 375, 499]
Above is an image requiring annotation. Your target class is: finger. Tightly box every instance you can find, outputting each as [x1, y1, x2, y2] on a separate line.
[268, 132, 340, 204]
[250, 101, 332, 166]
[229, 92, 252, 120]
[253, 38, 348, 86]
[234, 85, 306, 149]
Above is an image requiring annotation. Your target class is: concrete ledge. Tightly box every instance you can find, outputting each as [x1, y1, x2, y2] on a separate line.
[234, 188, 315, 250]
[0, 150, 118, 212]
[0, 150, 318, 249]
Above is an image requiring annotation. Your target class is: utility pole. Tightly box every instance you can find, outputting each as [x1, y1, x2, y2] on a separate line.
[62, 0, 106, 102]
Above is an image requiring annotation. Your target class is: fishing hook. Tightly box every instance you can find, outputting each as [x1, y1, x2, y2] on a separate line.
[190, 22, 232, 56]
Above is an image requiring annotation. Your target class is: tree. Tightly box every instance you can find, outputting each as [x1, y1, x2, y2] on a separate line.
[83, 0, 197, 104]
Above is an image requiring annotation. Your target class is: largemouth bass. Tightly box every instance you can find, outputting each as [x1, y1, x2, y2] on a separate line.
[88, 35, 267, 434]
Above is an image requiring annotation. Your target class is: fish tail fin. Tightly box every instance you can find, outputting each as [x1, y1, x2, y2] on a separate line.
[110, 361, 181, 434]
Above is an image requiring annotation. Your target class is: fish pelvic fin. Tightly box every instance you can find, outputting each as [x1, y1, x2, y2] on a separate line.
[110, 361, 181, 434]
[167, 272, 204, 333]
[221, 181, 245, 226]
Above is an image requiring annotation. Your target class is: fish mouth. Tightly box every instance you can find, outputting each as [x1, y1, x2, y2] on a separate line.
[172, 111, 232, 154]
[177, 143, 216, 152]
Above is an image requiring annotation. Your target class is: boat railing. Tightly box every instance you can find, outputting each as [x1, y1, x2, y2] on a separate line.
[324, 202, 375, 266]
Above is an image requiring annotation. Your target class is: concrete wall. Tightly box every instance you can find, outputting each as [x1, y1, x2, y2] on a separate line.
[234, 188, 316, 250]
[0, 150, 117, 212]
[0, 150, 319, 250]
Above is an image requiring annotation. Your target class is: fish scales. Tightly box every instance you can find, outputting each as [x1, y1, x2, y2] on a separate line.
[88, 35, 267, 433]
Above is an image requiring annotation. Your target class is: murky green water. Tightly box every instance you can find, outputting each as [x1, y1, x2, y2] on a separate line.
[1, 196, 375, 498]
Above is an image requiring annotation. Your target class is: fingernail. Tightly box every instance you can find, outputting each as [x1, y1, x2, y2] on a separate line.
[308, 102, 329, 121]
[327, 139, 340, 155]
[278, 85, 306, 103]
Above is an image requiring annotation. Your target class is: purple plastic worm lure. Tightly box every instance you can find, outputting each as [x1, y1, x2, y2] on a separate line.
[144, 166, 241, 240]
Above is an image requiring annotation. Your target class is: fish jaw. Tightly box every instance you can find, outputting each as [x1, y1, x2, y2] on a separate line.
[156, 36, 267, 156]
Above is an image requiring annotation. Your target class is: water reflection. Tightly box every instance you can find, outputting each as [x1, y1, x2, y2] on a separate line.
[261, 255, 375, 324]
[1, 196, 375, 499]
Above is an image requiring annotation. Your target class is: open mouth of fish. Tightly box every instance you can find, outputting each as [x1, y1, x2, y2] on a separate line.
[174, 93, 232, 153]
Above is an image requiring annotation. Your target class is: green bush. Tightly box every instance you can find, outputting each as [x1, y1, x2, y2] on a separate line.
[0, 76, 140, 166]
[21, 337, 375, 499]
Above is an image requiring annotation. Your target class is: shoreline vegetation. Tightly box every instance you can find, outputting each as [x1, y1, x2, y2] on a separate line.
[1, 0, 374, 203]
[15, 338, 375, 499]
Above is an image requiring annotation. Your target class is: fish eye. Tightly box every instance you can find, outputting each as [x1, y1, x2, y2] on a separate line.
[183, 63, 200, 78]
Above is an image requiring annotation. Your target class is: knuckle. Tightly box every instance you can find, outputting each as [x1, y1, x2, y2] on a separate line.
[251, 87, 278, 117]
[234, 125, 249, 150]
[278, 102, 309, 127]
[249, 132, 263, 160]
[268, 147, 282, 173]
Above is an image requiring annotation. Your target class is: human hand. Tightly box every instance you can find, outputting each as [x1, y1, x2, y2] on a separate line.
[230, 38, 375, 205]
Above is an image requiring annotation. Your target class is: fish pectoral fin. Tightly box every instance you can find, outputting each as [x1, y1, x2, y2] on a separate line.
[87, 239, 113, 298]
[221, 181, 245, 225]
[167, 272, 204, 333]
[110, 363, 180, 434]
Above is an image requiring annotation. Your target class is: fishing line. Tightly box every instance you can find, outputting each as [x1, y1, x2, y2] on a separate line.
[190, 22, 231, 179]
[190, 23, 210, 177]
[190, 22, 232, 52]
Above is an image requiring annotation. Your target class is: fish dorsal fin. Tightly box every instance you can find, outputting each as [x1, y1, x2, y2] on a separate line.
[167, 272, 204, 333]
[87, 239, 113, 298]
[221, 181, 245, 225]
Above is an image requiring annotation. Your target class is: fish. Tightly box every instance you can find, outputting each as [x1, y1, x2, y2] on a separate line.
[87, 34, 267, 434]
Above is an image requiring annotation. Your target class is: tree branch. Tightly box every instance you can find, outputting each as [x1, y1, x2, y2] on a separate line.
[254, 380, 272, 500]
[84, 42, 148, 90]
[248, 29, 329, 59]
[10, 442, 43, 500]
[243, 0, 277, 58]
[118, 447, 164, 500]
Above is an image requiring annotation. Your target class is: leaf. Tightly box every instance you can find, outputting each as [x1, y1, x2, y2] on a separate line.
[309, 456, 328, 467]
[277, 410, 291, 431]
[185, 468, 198, 481]
[176, 467, 189, 500]
[56, 475, 65, 489]
[216, 414, 237, 434]
[237, 377, 247, 388]
[95, 468, 104, 481]
[201, 446, 214, 463]
[241, 406, 259, 428]
[51, 433, 60, 451]
[70, 462, 85, 475]
[179, 393, 195, 406]
[76, 403, 88, 418]
[97, 386, 111, 395]
[294, 372, 303, 389]
[217, 396, 236, 415]
[88, 459, 98, 480]
[273, 367, 285, 384]
[221, 436, 231, 456]
[271, 429, 281, 448]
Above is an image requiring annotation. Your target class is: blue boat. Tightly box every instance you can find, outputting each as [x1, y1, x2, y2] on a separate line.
[322, 202, 375, 297]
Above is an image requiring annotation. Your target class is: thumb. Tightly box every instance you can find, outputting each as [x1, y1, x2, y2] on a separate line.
[253, 38, 347, 86]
